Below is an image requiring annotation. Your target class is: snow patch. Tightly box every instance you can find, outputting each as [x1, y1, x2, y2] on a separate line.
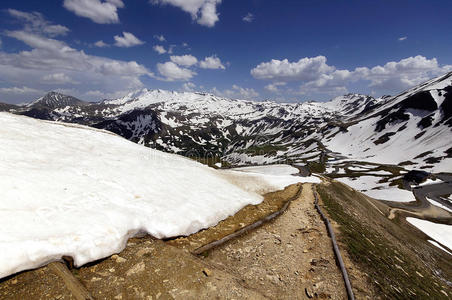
[221, 169, 320, 195]
[406, 217, 452, 251]
[231, 164, 300, 176]
[364, 188, 416, 202]
[428, 240, 452, 255]
[426, 197, 452, 213]
[336, 176, 415, 202]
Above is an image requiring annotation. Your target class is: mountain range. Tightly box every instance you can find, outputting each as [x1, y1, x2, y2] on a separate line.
[2, 72, 451, 174]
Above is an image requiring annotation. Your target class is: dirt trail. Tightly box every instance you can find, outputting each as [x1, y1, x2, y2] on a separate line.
[202, 184, 347, 299]
[76, 238, 269, 299]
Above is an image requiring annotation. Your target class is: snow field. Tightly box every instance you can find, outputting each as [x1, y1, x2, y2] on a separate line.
[336, 176, 416, 202]
[406, 218, 452, 252]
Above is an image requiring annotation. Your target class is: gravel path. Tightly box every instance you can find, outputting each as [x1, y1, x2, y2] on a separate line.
[203, 183, 347, 299]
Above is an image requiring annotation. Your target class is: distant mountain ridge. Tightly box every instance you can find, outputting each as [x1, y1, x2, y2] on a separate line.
[1, 71, 451, 173]
[28, 91, 91, 109]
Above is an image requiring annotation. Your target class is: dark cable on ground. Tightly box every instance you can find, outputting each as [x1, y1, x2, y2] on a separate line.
[312, 185, 355, 300]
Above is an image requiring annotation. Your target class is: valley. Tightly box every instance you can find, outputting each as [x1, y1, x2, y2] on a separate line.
[2, 71, 451, 231]
[0, 72, 451, 299]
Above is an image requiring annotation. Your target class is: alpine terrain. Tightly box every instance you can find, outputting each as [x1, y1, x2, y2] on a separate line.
[2, 72, 451, 174]
[1, 72, 451, 299]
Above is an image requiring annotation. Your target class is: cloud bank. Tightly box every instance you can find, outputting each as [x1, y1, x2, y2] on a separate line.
[252, 55, 452, 95]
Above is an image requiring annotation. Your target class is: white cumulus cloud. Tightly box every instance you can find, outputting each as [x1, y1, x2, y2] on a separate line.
[42, 73, 75, 84]
[353, 55, 451, 91]
[63, 0, 124, 24]
[151, 0, 222, 27]
[265, 82, 286, 93]
[94, 40, 109, 47]
[154, 34, 166, 42]
[242, 13, 254, 23]
[182, 82, 196, 91]
[167, 44, 176, 54]
[5, 30, 67, 51]
[199, 55, 225, 69]
[298, 69, 352, 95]
[157, 61, 196, 81]
[153, 45, 167, 54]
[170, 55, 198, 67]
[114, 32, 145, 48]
[251, 56, 335, 81]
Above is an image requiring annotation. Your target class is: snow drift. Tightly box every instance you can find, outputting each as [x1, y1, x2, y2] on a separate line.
[0, 113, 315, 278]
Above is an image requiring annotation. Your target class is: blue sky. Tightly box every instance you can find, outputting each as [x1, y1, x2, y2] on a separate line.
[0, 0, 451, 104]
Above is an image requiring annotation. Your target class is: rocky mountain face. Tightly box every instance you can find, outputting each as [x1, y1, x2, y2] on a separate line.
[3, 72, 452, 173]
[28, 91, 91, 109]
[0, 102, 18, 112]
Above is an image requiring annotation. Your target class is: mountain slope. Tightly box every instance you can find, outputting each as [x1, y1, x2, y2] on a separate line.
[28, 91, 91, 109]
[0, 102, 18, 112]
[324, 72, 452, 172]
[1, 72, 451, 173]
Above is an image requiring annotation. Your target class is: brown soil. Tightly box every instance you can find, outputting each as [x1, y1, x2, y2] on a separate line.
[198, 184, 350, 299]
[76, 238, 268, 299]
[0, 265, 76, 300]
[167, 183, 301, 252]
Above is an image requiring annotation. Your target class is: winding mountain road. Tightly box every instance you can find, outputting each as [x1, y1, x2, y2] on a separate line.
[386, 174, 452, 223]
